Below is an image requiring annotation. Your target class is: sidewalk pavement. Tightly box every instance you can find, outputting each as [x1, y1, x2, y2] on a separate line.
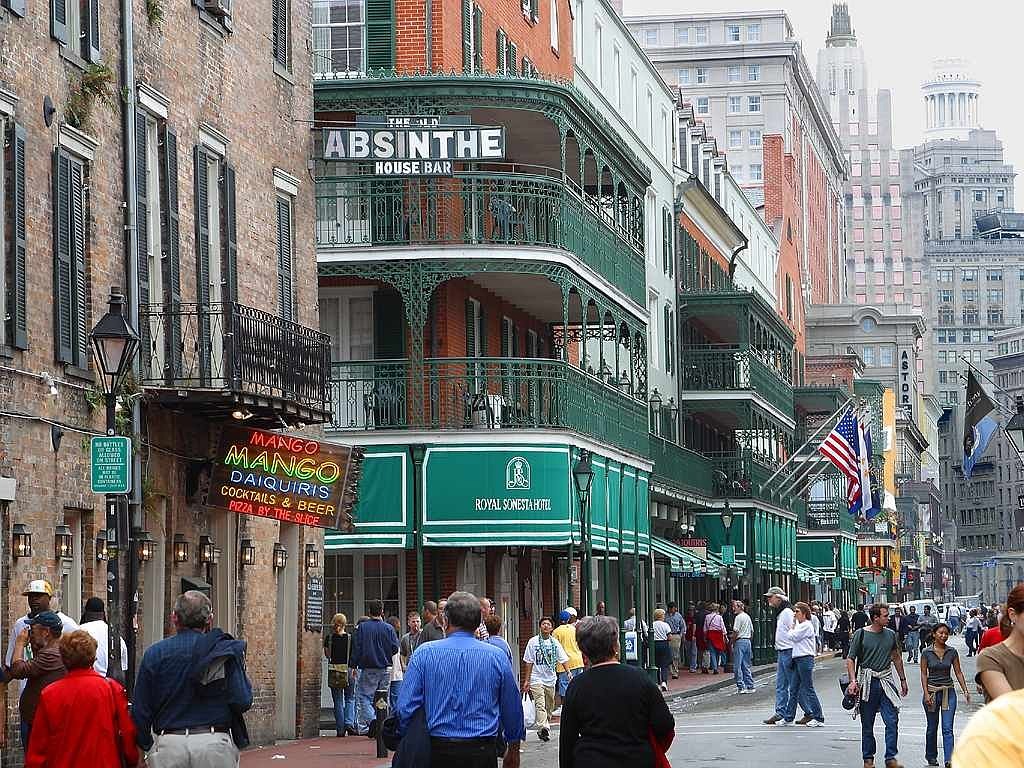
[239, 651, 841, 768]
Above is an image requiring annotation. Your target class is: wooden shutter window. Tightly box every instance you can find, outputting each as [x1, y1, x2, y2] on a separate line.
[272, 0, 289, 69]
[461, 0, 472, 73]
[159, 126, 182, 379]
[465, 299, 475, 357]
[508, 40, 517, 75]
[276, 196, 294, 322]
[71, 159, 89, 367]
[7, 122, 28, 349]
[50, 0, 68, 44]
[496, 29, 506, 74]
[135, 113, 151, 368]
[52, 151, 74, 363]
[663, 305, 671, 375]
[194, 147, 211, 311]
[472, 5, 483, 73]
[365, 0, 395, 70]
[501, 317, 512, 357]
[220, 164, 238, 303]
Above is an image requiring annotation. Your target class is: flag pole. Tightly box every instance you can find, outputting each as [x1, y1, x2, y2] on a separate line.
[760, 396, 855, 491]
[774, 454, 831, 501]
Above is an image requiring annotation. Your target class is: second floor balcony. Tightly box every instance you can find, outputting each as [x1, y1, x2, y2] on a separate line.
[140, 302, 331, 426]
[327, 355, 648, 457]
[315, 169, 646, 305]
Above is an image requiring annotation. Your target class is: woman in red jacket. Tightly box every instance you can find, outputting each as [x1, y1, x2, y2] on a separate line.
[26, 630, 138, 768]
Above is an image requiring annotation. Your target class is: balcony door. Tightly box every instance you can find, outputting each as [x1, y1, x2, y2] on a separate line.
[320, 288, 374, 428]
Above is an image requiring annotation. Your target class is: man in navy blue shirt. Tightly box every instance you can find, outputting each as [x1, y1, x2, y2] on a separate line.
[132, 590, 252, 767]
[351, 599, 399, 736]
[398, 591, 524, 768]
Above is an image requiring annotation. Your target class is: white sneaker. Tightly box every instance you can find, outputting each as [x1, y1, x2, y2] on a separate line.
[551, 707, 562, 717]
[741, 688, 755, 694]
[806, 720, 825, 728]
[660, 682, 668, 691]
[777, 720, 793, 727]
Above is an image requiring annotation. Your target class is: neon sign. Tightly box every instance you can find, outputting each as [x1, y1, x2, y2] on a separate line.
[208, 427, 359, 529]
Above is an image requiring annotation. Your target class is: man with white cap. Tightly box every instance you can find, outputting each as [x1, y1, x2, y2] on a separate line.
[762, 586, 799, 725]
[5, 580, 78, 681]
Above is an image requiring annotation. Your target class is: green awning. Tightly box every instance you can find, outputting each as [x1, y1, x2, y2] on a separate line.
[651, 536, 718, 577]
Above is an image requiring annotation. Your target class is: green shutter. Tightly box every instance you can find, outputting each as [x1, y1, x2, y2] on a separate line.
[508, 40, 517, 74]
[472, 5, 483, 73]
[7, 122, 27, 349]
[530, 0, 538, 20]
[52, 151, 73, 363]
[194, 146, 212, 381]
[50, 0, 68, 44]
[70, 158, 88, 367]
[664, 305, 671, 375]
[373, 290, 404, 359]
[465, 299, 475, 357]
[478, 304, 487, 355]
[220, 164, 238, 303]
[135, 113, 151, 373]
[500, 317, 511, 357]
[276, 197, 294, 322]
[496, 29, 506, 73]
[159, 126, 182, 381]
[272, 0, 289, 69]
[365, 0, 395, 71]
[461, 0, 472, 72]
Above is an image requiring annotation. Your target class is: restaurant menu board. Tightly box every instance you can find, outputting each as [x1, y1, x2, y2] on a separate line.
[305, 576, 324, 632]
[207, 426, 358, 529]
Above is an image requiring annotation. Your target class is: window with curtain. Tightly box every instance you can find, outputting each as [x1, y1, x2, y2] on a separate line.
[312, 0, 365, 77]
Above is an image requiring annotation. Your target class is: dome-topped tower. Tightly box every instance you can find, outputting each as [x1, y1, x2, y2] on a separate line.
[922, 58, 981, 141]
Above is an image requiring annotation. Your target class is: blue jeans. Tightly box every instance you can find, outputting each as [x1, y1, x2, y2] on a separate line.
[925, 688, 957, 765]
[949, 616, 960, 634]
[389, 680, 402, 713]
[784, 655, 823, 721]
[774, 648, 793, 718]
[861, 677, 900, 761]
[557, 668, 582, 697]
[330, 684, 356, 733]
[20, 720, 30, 751]
[356, 668, 391, 733]
[687, 640, 698, 671]
[905, 631, 920, 662]
[708, 646, 725, 670]
[733, 638, 754, 690]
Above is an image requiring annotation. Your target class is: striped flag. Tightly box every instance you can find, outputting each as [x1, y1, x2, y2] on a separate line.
[818, 408, 862, 514]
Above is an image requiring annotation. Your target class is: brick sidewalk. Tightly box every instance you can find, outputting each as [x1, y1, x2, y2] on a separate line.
[240, 653, 838, 766]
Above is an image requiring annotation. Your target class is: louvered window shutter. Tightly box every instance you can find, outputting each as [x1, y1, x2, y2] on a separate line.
[365, 0, 395, 70]
[272, 0, 289, 69]
[465, 299, 475, 357]
[7, 123, 27, 348]
[277, 197, 294, 322]
[50, 0, 68, 44]
[478, 304, 487, 355]
[135, 113, 151, 372]
[472, 5, 483, 73]
[85, 0, 101, 61]
[501, 318, 511, 357]
[220, 164, 238, 303]
[52, 151, 73, 363]
[461, 0, 472, 73]
[160, 126, 182, 380]
[70, 158, 88, 367]
[194, 147, 212, 379]
[496, 29, 506, 74]
[664, 305, 671, 375]
[508, 41, 517, 74]
[512, 325, 519, 357]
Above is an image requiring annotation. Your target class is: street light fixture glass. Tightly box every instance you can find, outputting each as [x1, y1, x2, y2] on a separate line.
[12, 524, 31, 558]
[89, 288, 140, 395]
[173, 533, 190, 564]
[241, 539, 256, 566]
[273, 542, 289, 570]
[305, 543, 320, 570]
[1005, 396, 1024, 457]
[54, 524, 73, 559]
[721, 499, 734, 535]
[96, 532, 108, 561]
[136, 530, 155, 563]
[572, 450, 594, 501]
[198, 535, 216, 564]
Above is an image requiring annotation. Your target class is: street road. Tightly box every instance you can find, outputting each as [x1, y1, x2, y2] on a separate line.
[521, 635, 980, 768]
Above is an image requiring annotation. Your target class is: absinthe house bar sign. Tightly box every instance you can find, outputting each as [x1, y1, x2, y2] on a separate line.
[322, 115, 506, 176]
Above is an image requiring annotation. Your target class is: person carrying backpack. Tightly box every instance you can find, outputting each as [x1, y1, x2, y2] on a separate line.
[132, 590, 253, 767]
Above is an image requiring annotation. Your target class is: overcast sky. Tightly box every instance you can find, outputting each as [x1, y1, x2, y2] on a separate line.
[625, 0, 1023, 197]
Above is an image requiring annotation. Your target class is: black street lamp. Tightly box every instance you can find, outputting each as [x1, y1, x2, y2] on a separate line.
[90, 287, 139, 686]
[1005, 396, 1024, 460]
[573, 449, 595, 615]
[721, 499, 734, 544]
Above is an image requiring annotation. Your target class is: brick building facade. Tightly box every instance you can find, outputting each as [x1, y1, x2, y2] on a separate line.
[0, 0, 328, 756]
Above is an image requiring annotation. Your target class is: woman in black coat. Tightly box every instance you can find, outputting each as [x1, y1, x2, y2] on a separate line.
[835, 610, 851, 659]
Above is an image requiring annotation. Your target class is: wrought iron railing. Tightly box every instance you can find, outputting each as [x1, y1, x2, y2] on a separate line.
[140, 302, 331, 413]
[708, 450, 775, 502]
[315, 172, 646, 304]
[649, 434, 713, 497]
[681, 345, 794, 413]
[328, 356, 647, 455]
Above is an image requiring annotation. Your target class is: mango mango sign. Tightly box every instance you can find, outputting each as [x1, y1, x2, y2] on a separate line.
[207, 427, 354, 529]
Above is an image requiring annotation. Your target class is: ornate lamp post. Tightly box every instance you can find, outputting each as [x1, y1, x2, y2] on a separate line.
[573, 449, 595, 614]
[89, 287, 140, 684]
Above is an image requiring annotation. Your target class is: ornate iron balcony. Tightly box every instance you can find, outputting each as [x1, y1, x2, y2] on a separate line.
[139, 302, 331, 425]
[708, 450, 774, 502]
[315, 171, 646, 305]
[681, 345, 794, 414]
[327, 356, 647, 456]
[648, 434, 713, 498]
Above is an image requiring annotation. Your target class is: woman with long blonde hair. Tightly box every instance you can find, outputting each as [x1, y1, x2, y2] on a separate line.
[323, 613, 355, 736]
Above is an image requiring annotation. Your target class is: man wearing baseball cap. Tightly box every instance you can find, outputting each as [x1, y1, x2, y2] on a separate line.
[2, 610, 68, 749]
[762, 586, 800, 726]
[5, 581, 78, 694]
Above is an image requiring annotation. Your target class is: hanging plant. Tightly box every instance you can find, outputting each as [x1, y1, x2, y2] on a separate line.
[145, 0, 164, 28]
[65, 63, 116, 132]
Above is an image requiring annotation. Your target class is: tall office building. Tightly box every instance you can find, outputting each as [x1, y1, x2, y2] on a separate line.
[815, 4, 919, 315]
[623, 9, 847, 358]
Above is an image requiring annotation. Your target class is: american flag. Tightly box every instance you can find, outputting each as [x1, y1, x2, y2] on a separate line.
[818, 408, 862, 508]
